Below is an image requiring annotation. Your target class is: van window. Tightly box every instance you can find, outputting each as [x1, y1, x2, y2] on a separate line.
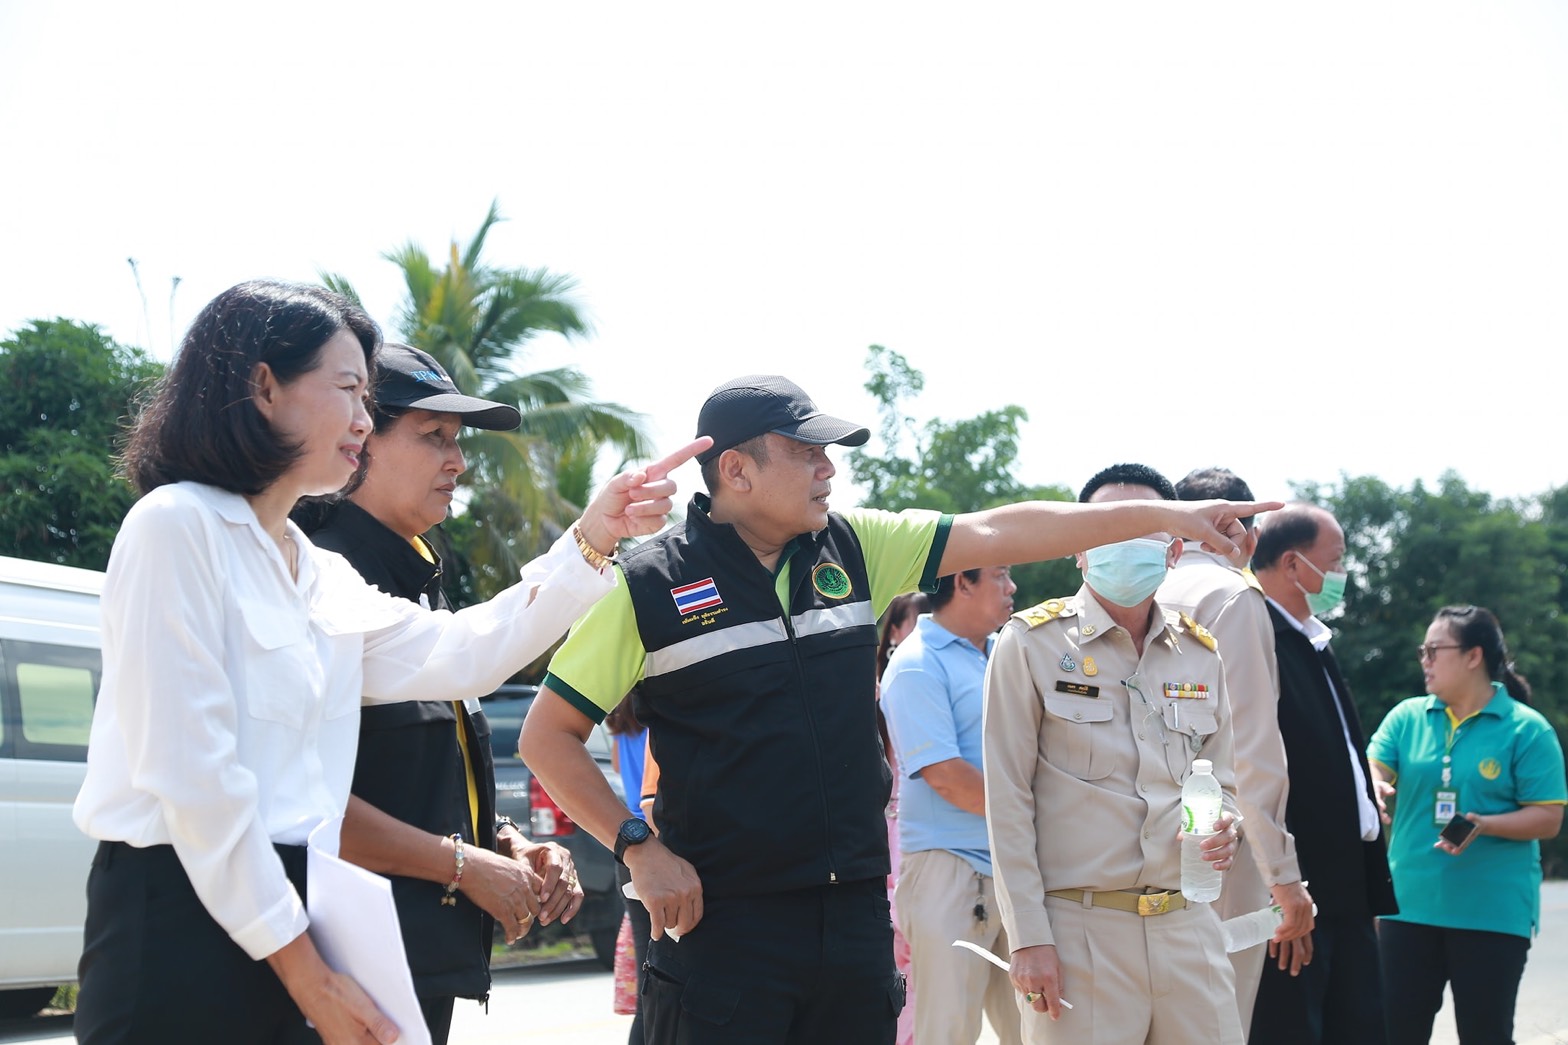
[3, 640, 100, 762]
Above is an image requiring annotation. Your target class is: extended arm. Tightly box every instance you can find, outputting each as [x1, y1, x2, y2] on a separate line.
[939, 498, 1280, 575]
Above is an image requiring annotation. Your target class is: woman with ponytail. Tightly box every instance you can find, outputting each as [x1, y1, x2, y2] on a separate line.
[1368, 605, 1566, 1045]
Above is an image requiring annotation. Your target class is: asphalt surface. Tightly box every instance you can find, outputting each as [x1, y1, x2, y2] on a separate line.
[7, 883, 1568, 1043]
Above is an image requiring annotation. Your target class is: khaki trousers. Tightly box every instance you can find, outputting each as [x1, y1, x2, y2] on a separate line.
[1020, 892, 1243, 1045]
[895, 848, 1022, 1045]
[1216, 834, 1271, 1037]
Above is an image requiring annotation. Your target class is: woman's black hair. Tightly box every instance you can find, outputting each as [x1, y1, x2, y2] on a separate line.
[1433, 604, 1533, 705]
[605, 687, 644, 736]
[122, 280, 379, 496]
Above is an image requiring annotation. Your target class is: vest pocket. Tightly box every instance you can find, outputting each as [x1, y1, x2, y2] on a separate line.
[1160, 701, 1219, 779]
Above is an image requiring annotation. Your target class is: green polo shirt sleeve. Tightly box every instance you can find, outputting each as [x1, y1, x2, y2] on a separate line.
[1368, 699, 1415, 783]
[542, 567, 644, 724]
[1512, 709, 1568, 805]
[841, 507, 953, 617]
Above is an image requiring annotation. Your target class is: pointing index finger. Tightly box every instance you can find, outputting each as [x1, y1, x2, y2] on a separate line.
[644, 436, 714, 483]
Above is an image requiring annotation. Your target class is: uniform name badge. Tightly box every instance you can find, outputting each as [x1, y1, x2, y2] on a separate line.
[1433, 788, 1459, 826]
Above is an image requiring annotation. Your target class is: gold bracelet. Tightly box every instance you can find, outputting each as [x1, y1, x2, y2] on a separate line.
[572, 523, 615, 572]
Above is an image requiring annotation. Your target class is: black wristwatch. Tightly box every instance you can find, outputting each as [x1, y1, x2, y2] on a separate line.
[613, 816, 652, 864]
[495, 816, 522, 836]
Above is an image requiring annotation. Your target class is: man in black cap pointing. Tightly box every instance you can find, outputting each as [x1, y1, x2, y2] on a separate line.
[522, 374, 1275, 1044]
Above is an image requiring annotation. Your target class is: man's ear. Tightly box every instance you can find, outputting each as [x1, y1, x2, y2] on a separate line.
[250, 362, 279, 421]
[715, 447, 753, 494]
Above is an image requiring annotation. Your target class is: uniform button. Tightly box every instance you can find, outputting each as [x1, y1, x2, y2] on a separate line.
[1140, 784, 1150, 792]
[1143, 831, 1151, 839]
[1138, 733, 1145, 740]
[1074, 712, 1083, 721]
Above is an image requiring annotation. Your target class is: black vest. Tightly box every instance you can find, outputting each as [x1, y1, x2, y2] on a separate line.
[622, 496, 890, 897]
[306, 499, 497, 999]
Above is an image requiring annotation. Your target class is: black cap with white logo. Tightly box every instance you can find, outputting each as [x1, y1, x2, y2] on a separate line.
[374, 343, 521, 431]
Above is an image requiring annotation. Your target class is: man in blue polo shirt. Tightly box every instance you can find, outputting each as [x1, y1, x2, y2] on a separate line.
[883, 566, 1022, 1045]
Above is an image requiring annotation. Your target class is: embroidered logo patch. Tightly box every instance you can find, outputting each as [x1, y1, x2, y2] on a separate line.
[1479, 758, 1502, 780]
[812, 563, 852, 599]
[670, 578, 723, 614]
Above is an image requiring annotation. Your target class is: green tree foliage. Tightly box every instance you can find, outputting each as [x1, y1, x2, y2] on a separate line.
[324, 201, 651, 601]
[1303, 473, 1568, 872]
[848, 345, 1079, 605]
[0, 320, 161, 569]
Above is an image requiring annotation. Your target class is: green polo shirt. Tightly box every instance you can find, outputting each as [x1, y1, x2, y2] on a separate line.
[545, 507, 952, 723]
[1368, 683, 1567, 938]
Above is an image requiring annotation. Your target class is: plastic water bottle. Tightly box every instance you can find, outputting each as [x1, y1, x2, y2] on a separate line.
[1219, 905, 1283, 952]
[1219, 899, 1320, 952]
[1180, 758, 1223, 902]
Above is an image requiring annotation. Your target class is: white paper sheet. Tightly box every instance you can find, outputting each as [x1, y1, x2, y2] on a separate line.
[306, 818, 432, 1045]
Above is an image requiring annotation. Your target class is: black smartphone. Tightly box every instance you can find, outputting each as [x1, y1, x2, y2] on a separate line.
[1440, 816, 1478, 849]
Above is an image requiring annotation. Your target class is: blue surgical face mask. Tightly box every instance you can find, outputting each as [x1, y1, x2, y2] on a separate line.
[1083, 538, 1173, 607]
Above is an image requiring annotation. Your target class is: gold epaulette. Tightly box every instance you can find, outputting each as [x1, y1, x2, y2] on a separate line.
[1240, 568, 1264, 595]
[1179, 612, 1218, 652]
[1017, 597, 1076, 629]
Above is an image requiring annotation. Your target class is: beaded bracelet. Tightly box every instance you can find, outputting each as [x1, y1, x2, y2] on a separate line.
[441, 833, 465, 906]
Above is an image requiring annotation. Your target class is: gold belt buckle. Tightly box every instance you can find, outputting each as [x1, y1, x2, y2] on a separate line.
[1137, 892, 1172, 916]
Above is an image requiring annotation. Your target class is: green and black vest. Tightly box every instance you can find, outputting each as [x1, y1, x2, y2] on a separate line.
[623, 495, 891, 898]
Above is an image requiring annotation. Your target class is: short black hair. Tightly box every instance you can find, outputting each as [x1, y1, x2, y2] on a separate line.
[1079, 463, 1177, 503]
[123, 280, 379, 496]
[1433, 604, 1532, 705]
[1176, 467, 1256, 528]
[928, 568, 983, 611]
[1251, 503, 1323, 570]
[700, 434, 770, 495]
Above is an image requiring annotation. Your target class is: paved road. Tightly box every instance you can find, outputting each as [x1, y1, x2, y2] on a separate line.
[8, 883, 1568, 1043]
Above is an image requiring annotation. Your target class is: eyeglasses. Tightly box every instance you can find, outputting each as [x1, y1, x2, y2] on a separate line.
[1416, 643, 1463, 662]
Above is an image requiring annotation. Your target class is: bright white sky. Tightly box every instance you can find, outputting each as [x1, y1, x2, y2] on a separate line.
[3, 1, 1566, 508]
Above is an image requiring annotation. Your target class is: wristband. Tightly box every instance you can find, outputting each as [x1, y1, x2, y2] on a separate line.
[441, 833, 465, 906]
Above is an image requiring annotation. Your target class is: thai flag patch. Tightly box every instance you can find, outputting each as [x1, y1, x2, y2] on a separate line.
[670, 577, 723, 614]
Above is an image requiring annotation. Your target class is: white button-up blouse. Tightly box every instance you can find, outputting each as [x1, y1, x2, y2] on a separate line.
[74, 482, 613, 960]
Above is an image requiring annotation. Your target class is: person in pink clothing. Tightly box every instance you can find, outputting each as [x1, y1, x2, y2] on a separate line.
[878, 592, 929, 1045]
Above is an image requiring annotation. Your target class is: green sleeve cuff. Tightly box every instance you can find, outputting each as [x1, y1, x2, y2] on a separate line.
[541, 672, 608, 725]
[918, 514, 955, 593]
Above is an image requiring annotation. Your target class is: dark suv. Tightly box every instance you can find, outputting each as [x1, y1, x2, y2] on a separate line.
[481, 684, 626, 968]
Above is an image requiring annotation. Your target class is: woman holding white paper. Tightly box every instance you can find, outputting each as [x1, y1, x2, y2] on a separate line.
[71, 280, 707, 1045]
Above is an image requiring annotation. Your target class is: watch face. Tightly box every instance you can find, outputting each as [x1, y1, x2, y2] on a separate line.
[622, 818, 652, 845]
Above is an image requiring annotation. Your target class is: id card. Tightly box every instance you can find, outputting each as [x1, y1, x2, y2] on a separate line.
[1433, 788, 1459, 826]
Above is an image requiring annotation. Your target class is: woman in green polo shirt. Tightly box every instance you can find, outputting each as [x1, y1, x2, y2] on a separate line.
[1368, 604, 1566, 1045]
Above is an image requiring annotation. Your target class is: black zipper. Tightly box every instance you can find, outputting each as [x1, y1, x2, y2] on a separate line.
[779, 557, 839, 884]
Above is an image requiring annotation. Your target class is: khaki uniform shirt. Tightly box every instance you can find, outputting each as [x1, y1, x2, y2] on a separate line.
[1159, 547, 1300, 889]
[983, 586, 1238, 950]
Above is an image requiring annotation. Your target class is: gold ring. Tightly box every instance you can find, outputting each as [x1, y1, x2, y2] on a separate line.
[520, 912, 533, 922]
[1025, 992, 1040, 1004]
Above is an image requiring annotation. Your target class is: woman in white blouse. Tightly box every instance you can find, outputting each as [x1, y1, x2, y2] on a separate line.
[71, 280, 707, 1045]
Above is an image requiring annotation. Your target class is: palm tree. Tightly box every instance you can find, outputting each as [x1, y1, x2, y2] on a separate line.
[323, 201, 651, 598]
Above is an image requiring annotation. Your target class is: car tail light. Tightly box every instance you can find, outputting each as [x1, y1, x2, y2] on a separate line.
[529, 777, 577, 836]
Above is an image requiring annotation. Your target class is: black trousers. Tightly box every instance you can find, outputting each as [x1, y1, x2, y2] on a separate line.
[1380, 918, 1531, 1045]
[640, 876, 904, 1044]
[76, 841, 320, 1045]
[616, 862, 653, 1045]
[1251, 913, 1387, 1045]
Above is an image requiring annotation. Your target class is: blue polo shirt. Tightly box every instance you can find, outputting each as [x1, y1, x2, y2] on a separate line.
[1368, 682, 1567, 938]
[881, 615, 993, 876]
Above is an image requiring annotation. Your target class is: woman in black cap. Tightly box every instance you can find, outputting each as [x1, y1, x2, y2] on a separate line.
[71, 281, 708, 1045]
[306, 343, 589, 1044]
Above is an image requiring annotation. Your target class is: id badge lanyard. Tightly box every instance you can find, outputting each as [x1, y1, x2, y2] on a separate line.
[1434, 716, 1470, 826]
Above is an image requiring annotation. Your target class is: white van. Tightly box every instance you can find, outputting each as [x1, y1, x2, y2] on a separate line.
[0, 555, 102, 1017]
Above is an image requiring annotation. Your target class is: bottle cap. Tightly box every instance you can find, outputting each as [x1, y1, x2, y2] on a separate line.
[1192, 758, 1213, 774]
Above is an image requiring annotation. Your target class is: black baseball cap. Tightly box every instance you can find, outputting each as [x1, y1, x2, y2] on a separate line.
[373, 343, 521, 431]
[696, 375, 870, 465]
